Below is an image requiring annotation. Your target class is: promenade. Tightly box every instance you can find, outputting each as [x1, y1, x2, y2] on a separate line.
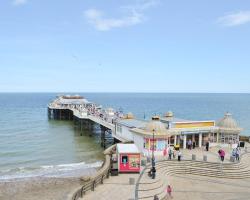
[47, 95, 250, 200]
[79, 144, 250, 200]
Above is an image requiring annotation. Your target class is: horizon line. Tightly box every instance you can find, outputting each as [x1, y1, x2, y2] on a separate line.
[0, 91, 250, 94]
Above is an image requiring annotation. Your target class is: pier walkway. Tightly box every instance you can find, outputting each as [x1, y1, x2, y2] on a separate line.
[48, 95, 127, 143]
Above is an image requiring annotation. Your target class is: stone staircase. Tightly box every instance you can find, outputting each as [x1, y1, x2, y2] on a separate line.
[136, 152, 250, 200]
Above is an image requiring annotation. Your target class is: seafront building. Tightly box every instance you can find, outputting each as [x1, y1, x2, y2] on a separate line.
[48, 95, 242, 156]
[116, 112, 242, 156]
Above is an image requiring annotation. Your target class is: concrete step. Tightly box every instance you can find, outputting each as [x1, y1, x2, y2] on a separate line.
[137, 152, 250, 200]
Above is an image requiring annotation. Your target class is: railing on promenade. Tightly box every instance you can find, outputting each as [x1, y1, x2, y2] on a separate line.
[71, 145, 116, 200]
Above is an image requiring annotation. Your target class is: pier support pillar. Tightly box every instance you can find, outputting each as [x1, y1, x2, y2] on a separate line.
[47, 108, 51, 119]
[100, 125, 106, 148]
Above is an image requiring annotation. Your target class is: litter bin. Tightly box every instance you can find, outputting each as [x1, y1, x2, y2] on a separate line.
[192, 154, 196, 161]
[141, 159, 146, 166]
[230, 156, 235, 162]
[203, 155, 207, 162]
[111, 169, 119, 176]
[129, 177, 135, 185]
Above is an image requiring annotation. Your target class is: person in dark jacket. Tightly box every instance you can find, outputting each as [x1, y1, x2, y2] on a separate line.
[205, 141, 209, 151]
[151, 166, 156, 179]
[192, 141, 196, 149]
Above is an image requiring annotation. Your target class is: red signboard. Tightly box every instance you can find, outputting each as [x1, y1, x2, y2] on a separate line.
[119, 153, 140, 172]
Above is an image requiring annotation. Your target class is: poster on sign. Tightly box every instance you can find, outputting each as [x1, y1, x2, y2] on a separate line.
[117, 144, 141, 173]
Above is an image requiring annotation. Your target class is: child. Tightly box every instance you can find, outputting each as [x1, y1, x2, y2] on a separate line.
[166, 185, 173, 199]
[163, 148, 167, 158]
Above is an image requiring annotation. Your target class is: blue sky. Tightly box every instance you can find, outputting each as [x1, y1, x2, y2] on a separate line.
[0, 0, 250, 92]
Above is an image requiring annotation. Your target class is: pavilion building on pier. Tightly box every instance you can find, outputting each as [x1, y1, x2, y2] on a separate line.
[115, 112, 242, 155]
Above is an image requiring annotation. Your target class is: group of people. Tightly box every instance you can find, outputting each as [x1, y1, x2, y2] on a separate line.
[72, 103, 123, 124]
[232, 147, 241, 161]
[187, 139, 196, 150]
[218, 146, 241, 162]
[163, 147, 182, 161]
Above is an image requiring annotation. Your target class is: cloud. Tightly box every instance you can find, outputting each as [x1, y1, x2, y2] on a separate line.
[84, 0, 159, 31]
[218, 11, 250, 27]
[12, 0, 27, 6]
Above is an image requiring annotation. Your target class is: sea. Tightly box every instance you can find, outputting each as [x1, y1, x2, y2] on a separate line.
[0, 93, 249, 180]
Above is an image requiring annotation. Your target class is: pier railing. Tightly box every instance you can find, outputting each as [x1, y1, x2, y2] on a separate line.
[72, 145, 116, 200]
[48, 103, 116, 132]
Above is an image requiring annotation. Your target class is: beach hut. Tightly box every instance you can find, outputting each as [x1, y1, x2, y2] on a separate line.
[116, 144, 141, 173]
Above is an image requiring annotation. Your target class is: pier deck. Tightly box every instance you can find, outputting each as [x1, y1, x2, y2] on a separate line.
[47, 95, 127, 144]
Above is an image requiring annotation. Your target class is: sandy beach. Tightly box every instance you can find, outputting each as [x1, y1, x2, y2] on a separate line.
[0, 177, 82, 200]
[0, 167, 99, 200]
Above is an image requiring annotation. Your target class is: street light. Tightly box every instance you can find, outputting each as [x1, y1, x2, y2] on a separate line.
[152, 129, 155, 167]
[151, 129, 156, 179]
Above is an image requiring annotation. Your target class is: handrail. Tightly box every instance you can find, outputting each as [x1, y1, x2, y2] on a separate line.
[71, 144, 116, 200]
[48, 105, 116, 131]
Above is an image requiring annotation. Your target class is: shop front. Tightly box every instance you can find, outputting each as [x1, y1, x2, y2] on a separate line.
[117, 144, 141, 173]
[143, 138, 169, 156]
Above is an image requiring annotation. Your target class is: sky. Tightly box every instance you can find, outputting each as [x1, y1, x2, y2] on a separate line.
[0, 0, 250, 93]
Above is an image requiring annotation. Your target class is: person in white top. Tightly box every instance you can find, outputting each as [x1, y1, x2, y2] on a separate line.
[178, 151, 182, 161]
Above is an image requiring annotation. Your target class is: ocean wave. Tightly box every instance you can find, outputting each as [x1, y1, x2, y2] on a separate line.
[0, 161, 103, 181]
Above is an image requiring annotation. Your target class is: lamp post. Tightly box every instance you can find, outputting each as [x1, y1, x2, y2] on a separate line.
[151, 129, 156, 179]
[152, 129, 155, 167]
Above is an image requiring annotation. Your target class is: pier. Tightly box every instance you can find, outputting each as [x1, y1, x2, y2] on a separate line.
[48, 95, 128, 148]
[46, 95, 249, 200]
[48, 95, 243, 153]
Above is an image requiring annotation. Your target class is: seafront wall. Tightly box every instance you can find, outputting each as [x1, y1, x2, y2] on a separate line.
[71, 144, 116, 200]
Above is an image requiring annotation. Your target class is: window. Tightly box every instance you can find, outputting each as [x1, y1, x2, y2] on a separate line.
[117, 125, 122, 133]
[122, 156, 128, 164]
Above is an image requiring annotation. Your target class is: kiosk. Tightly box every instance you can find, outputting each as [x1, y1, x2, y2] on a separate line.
[117, 144, 141, 173]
